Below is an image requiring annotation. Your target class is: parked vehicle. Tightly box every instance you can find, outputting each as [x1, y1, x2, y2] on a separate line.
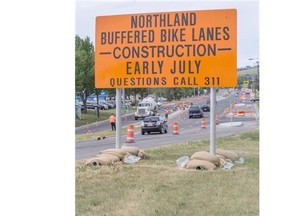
[86, 96, 107, 110]
[102, 101, 115, 109]
[98, 101, 109, 110]
[189, 106, 204, 118]
[135, 97, 158, 120]
[141, 116, 168, 135]
[86, 96, 98, 109]
[251, 97, 259, 102]
[201, 104, 210, 112]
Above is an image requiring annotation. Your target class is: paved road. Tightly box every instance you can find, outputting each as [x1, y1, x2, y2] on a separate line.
[76, 92, 259, 160]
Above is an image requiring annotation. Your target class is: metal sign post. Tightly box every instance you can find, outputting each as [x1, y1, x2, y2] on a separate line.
[115, 88, 122, 149]
[210, 87, 216, 154]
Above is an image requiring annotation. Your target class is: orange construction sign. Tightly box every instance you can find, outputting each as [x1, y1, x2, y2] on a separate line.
[95, 9, 237, 88]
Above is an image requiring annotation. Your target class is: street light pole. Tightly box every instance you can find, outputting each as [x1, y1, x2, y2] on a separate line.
[249, 58, 260, 95]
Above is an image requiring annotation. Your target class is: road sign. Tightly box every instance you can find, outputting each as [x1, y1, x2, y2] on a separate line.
[95, 9, 237, 88]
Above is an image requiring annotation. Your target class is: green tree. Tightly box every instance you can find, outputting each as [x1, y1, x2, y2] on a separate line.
[75, 35, 95, 113]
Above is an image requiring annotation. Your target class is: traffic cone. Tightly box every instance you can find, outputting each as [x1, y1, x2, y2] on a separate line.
[201, 118, 206, 129]
[216, 114, 219, 125]
[173, 122, 179, 135]
[126, 125, 135, 143]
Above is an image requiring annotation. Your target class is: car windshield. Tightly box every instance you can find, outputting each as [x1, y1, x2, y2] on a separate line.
[144, 117, 160, 122]
[190, 107, 200, 111]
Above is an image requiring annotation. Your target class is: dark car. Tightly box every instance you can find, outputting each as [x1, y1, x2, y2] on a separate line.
[251, 97, 259, 102]
[189, 106, 204, 118]
[141, 116, 168, 135]
[201, 104, 210, 112]
[86, 96, 107, 110]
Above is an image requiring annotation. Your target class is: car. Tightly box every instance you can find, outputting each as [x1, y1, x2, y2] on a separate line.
[141, 116, 168, 135]
[201, 104, 210, 112]
[102, 101, 115, 109]
[189, 106, 204, 118]
[98, 101, 109, 110]
[251, 97, 259, 102]
[86, 96, 107, 110]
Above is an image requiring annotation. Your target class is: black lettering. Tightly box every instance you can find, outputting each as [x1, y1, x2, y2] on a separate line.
[116, 78, 121, 86]
[199, 28, 205, 41]
[175, 45, 184, 57]
[130, 78, 135, 86]
[207, 28, 214, 41]
[174, 77, 178, 85]
[179, 28, 186, 42]
[153, 77, 159, 85]
[223, 27, 230, 40]
[122, 47, 130, 59]
[101, 32, 106, 44]
[143, 61, 149, 74]
[134, 31, 140, 43]
[174, 14, 180, 26]
[141, 46, 149, 58]
[124, 78, 128, 86]
[215, 27, 221, 40]
[161, 77, 167, 85]
[205, 77, 209, 85]
[131, 16, 137, 28]
[146, 15, 152, 27]
[157, 45, 165, 57]
[191, 28, 198, 41]
[126, 62, 132, 75]
[139, 15, 145, 28]
[110, 78, 115, 87]
[190, 13, 196, 25]
[148, 30, 154, 43]
[147, 78, 152, 85]
[113, 47, 121, 59]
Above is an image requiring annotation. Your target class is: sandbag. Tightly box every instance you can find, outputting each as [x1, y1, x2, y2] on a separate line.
[93, 154, 120, 165]
[99, 149, 127, 160]
[121, 146, 139, 156]
[215, 149, 239, 162]
[137, 149, 147, 159]
[219, 158, 227, 167]
[185, 159, 216, 170]
[85, 157, 106, 166]
[85, 157, 98, 166]
[215, 154, 226, 160]
[95, 153, 120, 162]
[190, 151, 220, 166]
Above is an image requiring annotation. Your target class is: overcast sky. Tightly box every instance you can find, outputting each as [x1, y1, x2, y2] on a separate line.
[75, 0, 259, 68]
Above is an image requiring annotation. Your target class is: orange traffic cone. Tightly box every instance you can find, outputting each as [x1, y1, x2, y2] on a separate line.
[201, 118, 206, 129]
[173, 122, 179, 135]
[126, 125, 135, 143]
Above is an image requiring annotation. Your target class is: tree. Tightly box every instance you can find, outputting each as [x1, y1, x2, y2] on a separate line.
[75, 35, 95, 113]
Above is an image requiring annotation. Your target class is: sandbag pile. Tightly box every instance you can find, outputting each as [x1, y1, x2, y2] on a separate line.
[215, 148, 239, 163]
[84, 146, 146, 166]
[184, 149, 240, 171]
